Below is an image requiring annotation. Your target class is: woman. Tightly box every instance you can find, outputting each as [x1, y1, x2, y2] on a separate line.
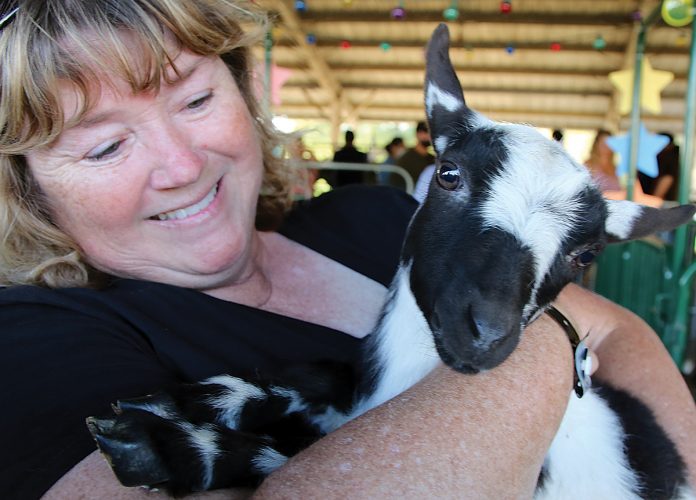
[585, 129, 622, 192]
[0, 1, 693, 499]
[585, 129, 664, 207]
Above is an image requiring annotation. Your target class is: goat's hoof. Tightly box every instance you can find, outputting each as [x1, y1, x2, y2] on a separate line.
[86, 414, 171, 487]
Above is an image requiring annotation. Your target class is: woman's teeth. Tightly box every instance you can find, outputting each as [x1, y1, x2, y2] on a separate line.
[155, 184, 217, 221]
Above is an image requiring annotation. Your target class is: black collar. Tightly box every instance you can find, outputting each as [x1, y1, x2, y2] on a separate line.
[546, 305, 591, 398]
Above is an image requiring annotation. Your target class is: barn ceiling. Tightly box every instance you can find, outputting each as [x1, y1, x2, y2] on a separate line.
[255, 0, 694, 135]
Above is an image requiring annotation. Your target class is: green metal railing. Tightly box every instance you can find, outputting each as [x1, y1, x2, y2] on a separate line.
[597, 3, 696, 368]
[665, 3, 696, 366]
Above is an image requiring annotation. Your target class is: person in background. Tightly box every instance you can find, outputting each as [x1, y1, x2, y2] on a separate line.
[288, 136, 317, 200]
[377, 136, 405, 185]
[395, 120, 435, 190]
[584, 129, 663, 207]
[0, 2, 694, 498]
[639, 132, 680, 202]
[585, 129, 622, 192]
[332, 129, 368, 187]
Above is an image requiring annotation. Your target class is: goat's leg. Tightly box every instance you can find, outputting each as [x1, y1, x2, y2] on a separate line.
[87, 408, 287, 496]
[86, 362, 356, 494]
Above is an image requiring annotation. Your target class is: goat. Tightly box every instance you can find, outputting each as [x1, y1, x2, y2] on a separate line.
[87, 24, 696, 498]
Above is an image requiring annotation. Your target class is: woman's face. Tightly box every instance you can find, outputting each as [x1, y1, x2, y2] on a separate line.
[26, 50, 265, 290]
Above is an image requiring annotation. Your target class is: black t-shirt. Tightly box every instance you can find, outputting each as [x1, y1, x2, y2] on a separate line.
[332, 146, 369, 187]
[0, 185, 417, 499]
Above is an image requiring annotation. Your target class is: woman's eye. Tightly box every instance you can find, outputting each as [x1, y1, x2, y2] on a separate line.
[85, 140, 122, 162]
[436, 163, 461, 190]
[186, 92, 212, 110]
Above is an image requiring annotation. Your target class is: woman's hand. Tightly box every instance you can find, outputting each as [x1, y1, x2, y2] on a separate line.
[554, 283, 696, 487]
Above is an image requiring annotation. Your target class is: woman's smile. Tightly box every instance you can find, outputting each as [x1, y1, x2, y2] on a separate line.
[150, 179, 220, 221]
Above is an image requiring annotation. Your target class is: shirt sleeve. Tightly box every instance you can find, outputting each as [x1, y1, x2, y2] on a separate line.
[0, 290, 176, 499]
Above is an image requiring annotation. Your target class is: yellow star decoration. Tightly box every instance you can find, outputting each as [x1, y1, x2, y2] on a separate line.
[609, 58, 674, 115]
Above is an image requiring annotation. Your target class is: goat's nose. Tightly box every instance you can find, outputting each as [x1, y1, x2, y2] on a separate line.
[467, 305, 508, 348]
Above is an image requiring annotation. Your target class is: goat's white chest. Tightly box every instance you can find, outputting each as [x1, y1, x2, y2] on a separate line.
[352, 267, 440, 418]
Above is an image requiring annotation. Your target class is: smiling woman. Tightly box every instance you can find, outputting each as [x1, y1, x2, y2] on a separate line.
[0, 1, 694, 499]
[0, 0, 291, 288]
[24, 50, 271, 289]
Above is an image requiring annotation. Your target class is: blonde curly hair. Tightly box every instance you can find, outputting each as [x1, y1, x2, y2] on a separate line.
[0, 0, 293, 288]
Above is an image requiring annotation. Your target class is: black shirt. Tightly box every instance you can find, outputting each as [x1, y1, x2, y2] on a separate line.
[332, 146, 369, 186]
[0, 185, 417, 499]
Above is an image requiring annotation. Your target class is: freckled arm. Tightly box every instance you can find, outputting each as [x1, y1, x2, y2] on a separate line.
[554, 283, 696, 488]
[253, 315, 572, 498]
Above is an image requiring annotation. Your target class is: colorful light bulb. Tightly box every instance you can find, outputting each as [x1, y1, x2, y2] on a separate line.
[592, 35, 606, 51]
[443, 6, 459, 20]
[391, 6, 406, 19]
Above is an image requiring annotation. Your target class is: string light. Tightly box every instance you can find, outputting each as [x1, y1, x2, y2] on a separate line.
[662, 0, 694, 27]
[391, 1, 406, 20]
[443, 0, 459, 21]
[592, 35, 606, 51]
[294, 0, 306, 13]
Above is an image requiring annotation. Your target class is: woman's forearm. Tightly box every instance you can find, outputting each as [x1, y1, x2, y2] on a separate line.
[41, 451, 254, 499]
[556, 284, 696, 487]
[255, 314, 573, 498]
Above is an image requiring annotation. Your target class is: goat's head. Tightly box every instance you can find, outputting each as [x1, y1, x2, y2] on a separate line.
[405, 23, 696, 374]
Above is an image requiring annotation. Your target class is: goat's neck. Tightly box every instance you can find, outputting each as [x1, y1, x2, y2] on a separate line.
[351, 264, 440, 418]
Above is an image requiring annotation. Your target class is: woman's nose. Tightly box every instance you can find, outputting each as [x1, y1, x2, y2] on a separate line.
[148, 121, 206, 190]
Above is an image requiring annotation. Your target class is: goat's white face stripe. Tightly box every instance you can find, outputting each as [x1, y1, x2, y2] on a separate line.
[434, 135, 449, 153]
[425, 83, 462, 117]
[480, 125, 591, 296]
[605, 200, 642, 239]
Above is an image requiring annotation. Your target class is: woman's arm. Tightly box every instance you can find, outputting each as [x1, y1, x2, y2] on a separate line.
[652, 174, 675, 201]
[604, 180, 665, 207]
[43, 314, 573, 498]
[256, 285, 696, 496]
[41, 451, 254, 499]
[555, 283, 696, 487]
[254, 313, 574, 498]
[44, 285, 695, 497]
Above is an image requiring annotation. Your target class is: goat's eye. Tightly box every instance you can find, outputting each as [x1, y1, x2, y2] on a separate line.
[570, 245, 602, 268]
[436, 163, 461, 190]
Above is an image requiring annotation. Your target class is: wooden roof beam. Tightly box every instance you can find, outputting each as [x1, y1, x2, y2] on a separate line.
[265, 0, 342, 99]
[294, 11, 636, 26]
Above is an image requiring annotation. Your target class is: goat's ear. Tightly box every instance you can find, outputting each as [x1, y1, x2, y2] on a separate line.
[605, 199, 696, 242]
[424, 23, 473, 157]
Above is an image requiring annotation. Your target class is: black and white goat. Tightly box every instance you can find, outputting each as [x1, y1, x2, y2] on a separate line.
[88, 24, 696, 498]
